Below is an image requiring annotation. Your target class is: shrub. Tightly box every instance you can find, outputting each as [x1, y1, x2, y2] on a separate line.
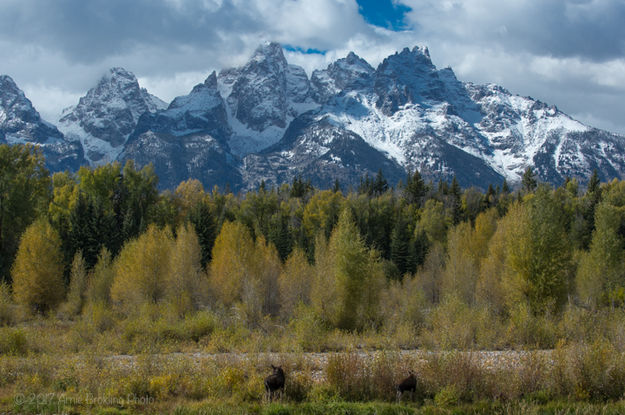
[434, 384, 460, 407]
[0, 283, 15, 326]
[422, 294, 502, 349]
[325, 351, 405, 402]
[559, 339, 625, 401]
[505, 302, 558, 348]
[0, 328, 28, 355]
[288, 304, 327, 352]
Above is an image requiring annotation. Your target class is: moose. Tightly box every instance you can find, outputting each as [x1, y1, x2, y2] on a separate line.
[396, 370, 417, 402]
[264, 364, 285, 401]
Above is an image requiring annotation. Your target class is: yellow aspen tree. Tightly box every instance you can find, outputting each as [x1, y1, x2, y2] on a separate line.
[278, 247, 313, 319]
[86, 248, 114, 305]
[111, 225, 173, 309]
[61, 251, 88, 316]
[441, 221, 478, 304]
[209, 221, 255, 307]
[250, 235, 281, 317]
[166, 224, 205, 314]
[12, 219, 65, 313]
[310, 234, 340, 325]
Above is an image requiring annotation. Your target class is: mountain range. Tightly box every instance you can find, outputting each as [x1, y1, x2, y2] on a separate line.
[2, 42, 625, 190]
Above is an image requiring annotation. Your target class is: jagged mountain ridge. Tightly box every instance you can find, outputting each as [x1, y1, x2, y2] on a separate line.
[58, 67, 167, 165]
[2, 42, 624, 190]
[0, 75, 84, 172]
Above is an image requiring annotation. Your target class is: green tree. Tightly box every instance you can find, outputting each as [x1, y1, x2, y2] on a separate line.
[390, 209, 415, 277]
[0, 144, 51, 281]
[312, 209, 385, 330]
[188, 199, 217, 268]
[506, 186, 572, 314]
[11, 219, 64, 313]
[521, 167, 537, 193]
[587, 169, 600, 195]
[449, 176, 463, 224]
[267, 203, 293, 261]
[403, 170, 426, 206]
[373, 169, 389, 195]
[302, 190, 343, 240]
[576, 199, 625, 308]
[417, 199, 449, 245]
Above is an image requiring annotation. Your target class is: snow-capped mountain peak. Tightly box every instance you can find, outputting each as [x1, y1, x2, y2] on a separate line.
[311, 51, 375, 102]
[251, 41, 287, 64]
[58, 67, 166, 165]
[0, 75, 84, 171]
[4, 42, 625, 192]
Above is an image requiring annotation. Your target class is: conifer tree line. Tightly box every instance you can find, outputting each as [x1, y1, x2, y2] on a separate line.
[2, 143, 623, 339]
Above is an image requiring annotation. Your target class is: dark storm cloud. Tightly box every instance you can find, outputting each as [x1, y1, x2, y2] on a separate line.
[0, 0, 260, 62]
[404, 0, 625, 62]
[487, 1, 625, 61]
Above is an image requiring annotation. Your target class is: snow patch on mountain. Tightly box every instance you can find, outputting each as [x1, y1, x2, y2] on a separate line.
[58, 67, 166, 165]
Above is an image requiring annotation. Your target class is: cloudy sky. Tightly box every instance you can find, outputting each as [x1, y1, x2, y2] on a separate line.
[1, 0, 624, 134]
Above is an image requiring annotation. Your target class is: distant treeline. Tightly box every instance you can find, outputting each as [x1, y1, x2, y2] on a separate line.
[1, 143, 622, 342]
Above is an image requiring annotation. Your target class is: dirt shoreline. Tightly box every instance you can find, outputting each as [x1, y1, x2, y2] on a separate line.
[104, 349, 554, 381]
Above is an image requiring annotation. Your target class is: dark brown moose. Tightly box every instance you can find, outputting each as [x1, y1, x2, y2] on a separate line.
[264, 364, 285, 401]
[396, 370, 417, 402]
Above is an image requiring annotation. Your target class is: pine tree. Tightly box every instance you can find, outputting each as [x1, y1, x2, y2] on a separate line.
[373, 169, 389, 195]
[267, 208, 292, 261]
[502, 178, 510, 194]
[390, 212, 413, 277]
[450, 176, 463, 224]
[521, 167, 537, 193]
[188, 200, 216, 268]
[404, 170, 426, 206]
[587, 169, 600, 195]
[485, 184, 496, 208]
[333, 178, 341, 193]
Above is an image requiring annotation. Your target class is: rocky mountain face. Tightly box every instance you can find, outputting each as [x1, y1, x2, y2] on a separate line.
[122, 72, 241, 190]
[0, 75, 84, 172]
[3, 42, 625, 191]
[58, 67, 166, 165]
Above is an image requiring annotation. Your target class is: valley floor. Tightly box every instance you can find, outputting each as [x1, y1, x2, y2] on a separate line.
[0, 348, 620, 414]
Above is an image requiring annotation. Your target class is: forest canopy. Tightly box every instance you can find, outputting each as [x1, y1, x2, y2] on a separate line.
[0, 143, 621, 350]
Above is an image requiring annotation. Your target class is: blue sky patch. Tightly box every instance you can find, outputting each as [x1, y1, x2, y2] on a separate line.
[356, 0, 412, 31]
[283, 45, 327, 55]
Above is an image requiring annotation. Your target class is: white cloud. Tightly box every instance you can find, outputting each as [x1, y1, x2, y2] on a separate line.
[0, 0, 623, 135]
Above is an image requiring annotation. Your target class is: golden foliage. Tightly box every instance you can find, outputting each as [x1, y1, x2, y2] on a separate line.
[11, 219, 65, 313]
